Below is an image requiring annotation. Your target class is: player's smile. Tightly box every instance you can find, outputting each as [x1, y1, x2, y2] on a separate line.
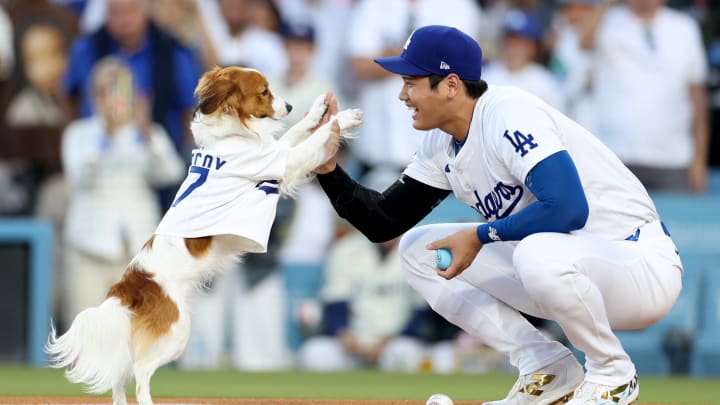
[400, 75, 436, 130]
[407, 105, 418, 120]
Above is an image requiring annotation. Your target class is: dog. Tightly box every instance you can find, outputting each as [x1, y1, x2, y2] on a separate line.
[45, 66, 362, 405]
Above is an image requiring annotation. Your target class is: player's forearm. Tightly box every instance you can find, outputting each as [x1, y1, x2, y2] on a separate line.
[317, 165, 449, 243]
[690, 84, 710, 163]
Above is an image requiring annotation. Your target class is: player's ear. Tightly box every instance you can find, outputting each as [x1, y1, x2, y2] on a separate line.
[446, 74, 461, 98]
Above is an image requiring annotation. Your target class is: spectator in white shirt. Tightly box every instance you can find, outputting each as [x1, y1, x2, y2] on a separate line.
[580, 0, 710, 192]
[550, 0, 599, 133]
[60, 57, 185, 323]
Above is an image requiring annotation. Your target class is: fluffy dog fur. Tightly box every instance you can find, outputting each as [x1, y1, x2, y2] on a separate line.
[45, 66, 362, 405]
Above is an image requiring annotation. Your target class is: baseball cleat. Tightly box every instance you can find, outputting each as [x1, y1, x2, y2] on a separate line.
[483, 354, 584, 405]
[565, 375, 639, 405]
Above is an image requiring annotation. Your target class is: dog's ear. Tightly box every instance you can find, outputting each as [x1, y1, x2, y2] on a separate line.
[223, 67, 253, 119]
[194, 66, 242, 117]
[233, 69, 275, 119]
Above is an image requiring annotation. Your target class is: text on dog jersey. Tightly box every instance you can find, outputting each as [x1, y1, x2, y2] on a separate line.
[172, 151, 227, 207]
[191, 151, 227, 170]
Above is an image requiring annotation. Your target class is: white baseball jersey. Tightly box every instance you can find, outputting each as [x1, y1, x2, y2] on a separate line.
[404, 85, 658, 240]
[155, 134, 289, 253]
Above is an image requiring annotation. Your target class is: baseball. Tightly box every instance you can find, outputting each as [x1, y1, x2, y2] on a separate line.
[426, 393, 454, 405]
[435, 248, 452, 270]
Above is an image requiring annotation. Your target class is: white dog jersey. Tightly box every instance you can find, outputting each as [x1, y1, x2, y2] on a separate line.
[155, 134, 289, 253]
[404, 85, 658, 240]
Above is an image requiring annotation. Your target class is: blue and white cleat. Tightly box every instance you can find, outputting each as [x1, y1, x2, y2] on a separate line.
[566, 375, 639, 405]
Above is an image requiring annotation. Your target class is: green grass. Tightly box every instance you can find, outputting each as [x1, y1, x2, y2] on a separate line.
[0, 365, 717, 403]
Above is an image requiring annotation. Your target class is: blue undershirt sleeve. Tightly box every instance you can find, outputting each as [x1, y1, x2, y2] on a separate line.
[476, 150, 589, 244]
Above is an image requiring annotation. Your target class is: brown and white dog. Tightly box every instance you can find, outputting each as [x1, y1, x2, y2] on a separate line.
[45, 66, 361, 405]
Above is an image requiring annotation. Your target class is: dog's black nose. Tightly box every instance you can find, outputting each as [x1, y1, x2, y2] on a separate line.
[286, 103, 293, 113]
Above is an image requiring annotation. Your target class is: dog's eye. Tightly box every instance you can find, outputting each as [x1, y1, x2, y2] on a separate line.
[261, 89, 269, 96]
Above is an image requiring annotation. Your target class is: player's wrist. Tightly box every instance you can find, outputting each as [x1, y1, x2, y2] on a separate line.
[476, 223, 496, 244]
[314, 160, 338, 175]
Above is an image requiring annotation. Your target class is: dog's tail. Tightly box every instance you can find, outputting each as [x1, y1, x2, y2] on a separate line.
[45, 297, 132, 393]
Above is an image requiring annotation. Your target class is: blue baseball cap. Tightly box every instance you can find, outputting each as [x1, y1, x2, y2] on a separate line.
[502, 10, 543, 42]
[374, 25, 483, 81]
[280, 20, 315, 43]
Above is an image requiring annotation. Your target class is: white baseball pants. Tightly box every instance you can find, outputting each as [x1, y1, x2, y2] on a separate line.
[399, 220, 682, 385]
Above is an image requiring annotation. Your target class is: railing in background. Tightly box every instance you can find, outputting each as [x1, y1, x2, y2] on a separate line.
[0, 218, 53, 366]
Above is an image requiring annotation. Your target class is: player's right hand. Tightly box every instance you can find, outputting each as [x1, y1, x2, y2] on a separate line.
[426, 227, 483, 280]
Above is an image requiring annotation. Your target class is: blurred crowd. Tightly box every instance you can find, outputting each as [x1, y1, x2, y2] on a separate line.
[0, 0, 718, 373]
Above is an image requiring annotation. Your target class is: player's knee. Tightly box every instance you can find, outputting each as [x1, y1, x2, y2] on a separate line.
[399, 225, 436, 277]
[398, 224, 433, 255]
[513, 233, 567, 293]
[513, 233, 560, 269]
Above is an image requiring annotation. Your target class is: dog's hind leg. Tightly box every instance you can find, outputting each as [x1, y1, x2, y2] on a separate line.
[133, 361, 158, 405]
[133, 317, 192, 405]
[111, 374, 131, 405]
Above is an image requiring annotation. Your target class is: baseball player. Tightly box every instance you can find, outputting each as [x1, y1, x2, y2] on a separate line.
[314, 25, 682, 404]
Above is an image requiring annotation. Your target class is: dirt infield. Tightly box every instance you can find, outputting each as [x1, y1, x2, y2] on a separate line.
[0, 398, 480, 405]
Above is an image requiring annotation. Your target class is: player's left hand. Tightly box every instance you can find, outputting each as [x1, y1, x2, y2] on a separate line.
[426, 227, 483, 280]
[313, 91, 342, 174]
[313, 91, 339, 131]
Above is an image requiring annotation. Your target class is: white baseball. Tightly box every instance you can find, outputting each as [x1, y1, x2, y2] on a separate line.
[426, 393, 454, 405]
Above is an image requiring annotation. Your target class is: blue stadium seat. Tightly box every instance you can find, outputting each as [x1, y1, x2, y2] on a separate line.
[635, 192, 720, 375]
[708, 168, 720, 195]
[615, 265, 703, 375]
[690, 268, 720, 376]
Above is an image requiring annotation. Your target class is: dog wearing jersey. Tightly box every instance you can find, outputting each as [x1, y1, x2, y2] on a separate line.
[45, 66, 362, 405]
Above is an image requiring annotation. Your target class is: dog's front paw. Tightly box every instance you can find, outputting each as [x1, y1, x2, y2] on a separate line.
[303, 94, 329, 128]
[334, 108, 363, 131]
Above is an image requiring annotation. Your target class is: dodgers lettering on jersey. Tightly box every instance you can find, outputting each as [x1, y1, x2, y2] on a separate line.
[469, 129, 538, 220]
[473, 181, 524, 220]
[473, 130, 538, 221]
